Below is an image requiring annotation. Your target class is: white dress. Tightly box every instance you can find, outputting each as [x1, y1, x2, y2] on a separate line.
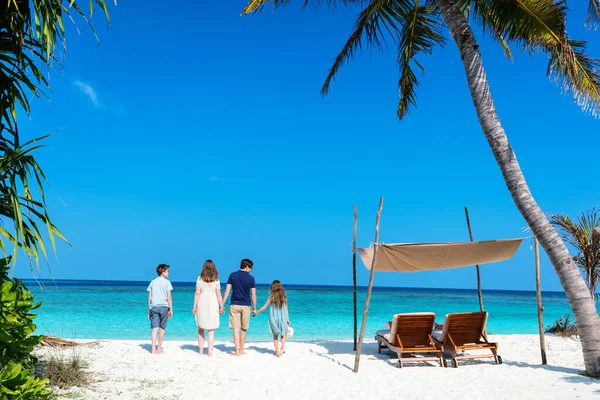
[195, 278, 220, 330]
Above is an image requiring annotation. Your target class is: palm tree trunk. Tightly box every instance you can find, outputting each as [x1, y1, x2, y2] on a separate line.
[589, 269, 595, 300]
[435, 0, 600, 377]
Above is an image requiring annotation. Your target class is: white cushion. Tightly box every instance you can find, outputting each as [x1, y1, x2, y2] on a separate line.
[375, 329, 391, 343]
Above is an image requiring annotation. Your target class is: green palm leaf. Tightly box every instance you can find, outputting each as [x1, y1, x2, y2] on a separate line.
[396, 3, 445, 119]
[550, 209, 600, 297]
[469, 0, 600, 116]
[321, 0, 407, 97]
[0, 1, 112, 270]
[586, 0, 600, 30]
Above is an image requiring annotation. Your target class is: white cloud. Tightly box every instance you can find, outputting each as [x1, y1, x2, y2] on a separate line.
[73, 81, 99, 106]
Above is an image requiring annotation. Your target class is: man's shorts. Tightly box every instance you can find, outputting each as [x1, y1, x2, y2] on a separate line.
[150, 306, 169, 329]
[229, 305, 251, 331]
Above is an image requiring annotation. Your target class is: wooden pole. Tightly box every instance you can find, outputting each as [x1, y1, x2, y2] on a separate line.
[353, 197, 383, 373]
[464, 207, 484, 312]
[352, 205, 358, 351]
[534, 236, 547, 365]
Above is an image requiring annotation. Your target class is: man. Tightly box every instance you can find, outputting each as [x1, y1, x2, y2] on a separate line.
[222, 258, 256, 356]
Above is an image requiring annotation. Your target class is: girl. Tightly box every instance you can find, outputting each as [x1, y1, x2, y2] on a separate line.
[254, 280, 290, 357]
[192, 260, 224, 356]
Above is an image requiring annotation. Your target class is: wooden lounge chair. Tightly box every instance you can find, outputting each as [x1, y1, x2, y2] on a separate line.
[432, 311, 501, 367]
[374, 312, 444, 368]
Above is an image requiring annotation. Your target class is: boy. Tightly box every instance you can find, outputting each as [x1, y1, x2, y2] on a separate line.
[222, 258, 256, 356]
[147, 264, 173, 354]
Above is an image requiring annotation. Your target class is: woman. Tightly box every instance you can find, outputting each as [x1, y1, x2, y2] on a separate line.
[192, 260, 224, 356]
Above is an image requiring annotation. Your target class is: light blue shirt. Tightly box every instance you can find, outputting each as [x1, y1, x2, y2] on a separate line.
[147, 277, 173, 308]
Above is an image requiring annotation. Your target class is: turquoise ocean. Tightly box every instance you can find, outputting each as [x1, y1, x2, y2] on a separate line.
[26, 280, 574, 342]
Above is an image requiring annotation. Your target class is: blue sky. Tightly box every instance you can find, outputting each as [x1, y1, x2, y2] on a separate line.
[14, 1, 600, 292]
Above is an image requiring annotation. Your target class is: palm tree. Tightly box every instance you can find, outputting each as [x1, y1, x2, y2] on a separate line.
[0, 1, 112, 267]
[551, 209, 600, 300]
[241, 0, 600, 376]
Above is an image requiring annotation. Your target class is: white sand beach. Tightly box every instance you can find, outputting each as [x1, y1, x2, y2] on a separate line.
[37, 334, 598, 400]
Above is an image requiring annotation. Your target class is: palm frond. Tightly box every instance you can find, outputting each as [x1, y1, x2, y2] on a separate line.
[396, 4, 445, 119]
[241, 0, 368, 14]
[470, 0, 600, 117]
[550, 209, 600, 296]
[466, 0, 513, 60]
[586, 0, 600, 30]
[242, 0, 285, 15]
[0, 1, 112, 270]
[321, 0, 408, 96]
[0, 132, 69, 268]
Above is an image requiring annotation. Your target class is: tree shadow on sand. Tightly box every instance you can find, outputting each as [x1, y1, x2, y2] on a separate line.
[509, 362, 600, 388]
[307, 341, 400, 371]
[504, 360, 584, 375]
[309, 341, 495, 370]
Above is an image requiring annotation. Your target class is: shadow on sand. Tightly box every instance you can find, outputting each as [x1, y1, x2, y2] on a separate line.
[308, 341, 504, 370]
[180, 343, 238, 354]
[246, 345, 277, 355]
[138, 343, 153, 353]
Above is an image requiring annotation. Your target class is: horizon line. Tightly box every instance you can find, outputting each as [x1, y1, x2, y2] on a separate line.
[19, 277, 569, 295]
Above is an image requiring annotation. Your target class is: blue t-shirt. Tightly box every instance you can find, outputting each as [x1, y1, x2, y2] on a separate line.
[227, 270, 256, 306]
[147, 276, 173, 308]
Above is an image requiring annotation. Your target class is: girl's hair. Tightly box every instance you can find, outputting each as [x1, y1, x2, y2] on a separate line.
[200, 260, 219, 283]
[269, 280, 287, 307]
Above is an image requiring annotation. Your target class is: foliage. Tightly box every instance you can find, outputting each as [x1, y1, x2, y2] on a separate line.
[0, 361, 52, 399]
[545, 315, 578, 337]
[241, 0, 600, 119]
[0, 257, 52, 398]
[0, 0, 114, 269]
[550, 209, 600, 299]
[41, 350, 89, 389]
[0, 1, 112, 398]
[0, 257, 43, 369]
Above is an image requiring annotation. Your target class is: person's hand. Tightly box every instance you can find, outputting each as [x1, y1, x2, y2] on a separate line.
[252, 311, 257, 317]
[219, 306, 224, 315]
[192, 307, 196, 316]
[168, 310, 173, 319]
[287, 320, 290, 325]
[148, 311, 151, 321]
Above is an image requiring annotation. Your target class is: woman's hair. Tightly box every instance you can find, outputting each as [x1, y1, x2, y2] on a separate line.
[269, 280, 287, 307]
[200, 260, 219, 283]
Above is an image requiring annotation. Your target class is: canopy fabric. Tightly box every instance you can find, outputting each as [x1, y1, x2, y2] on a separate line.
[358, 238, 524, 273]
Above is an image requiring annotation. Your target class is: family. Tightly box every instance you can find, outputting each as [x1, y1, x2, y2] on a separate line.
[146, 259, 291, 357]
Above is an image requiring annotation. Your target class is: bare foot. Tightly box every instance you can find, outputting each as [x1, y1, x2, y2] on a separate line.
[208, 351, 213, 357]
[234, 351, 240, 357]
[198, 351, 204, 356]
[158, 349, 164, 354]
[240, 350, 246, 355]
[151, 349, 157, 354]
[275, 351, 281, 357]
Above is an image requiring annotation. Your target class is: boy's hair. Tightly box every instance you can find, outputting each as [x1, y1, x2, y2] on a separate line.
[156, 264, 170, 276]
[200, 260, 219, 283]
[269, 280, 287, 307]
[240, 258, 253, 270]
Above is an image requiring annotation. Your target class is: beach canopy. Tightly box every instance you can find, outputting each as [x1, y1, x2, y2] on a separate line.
[357, 238, 524, 273]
